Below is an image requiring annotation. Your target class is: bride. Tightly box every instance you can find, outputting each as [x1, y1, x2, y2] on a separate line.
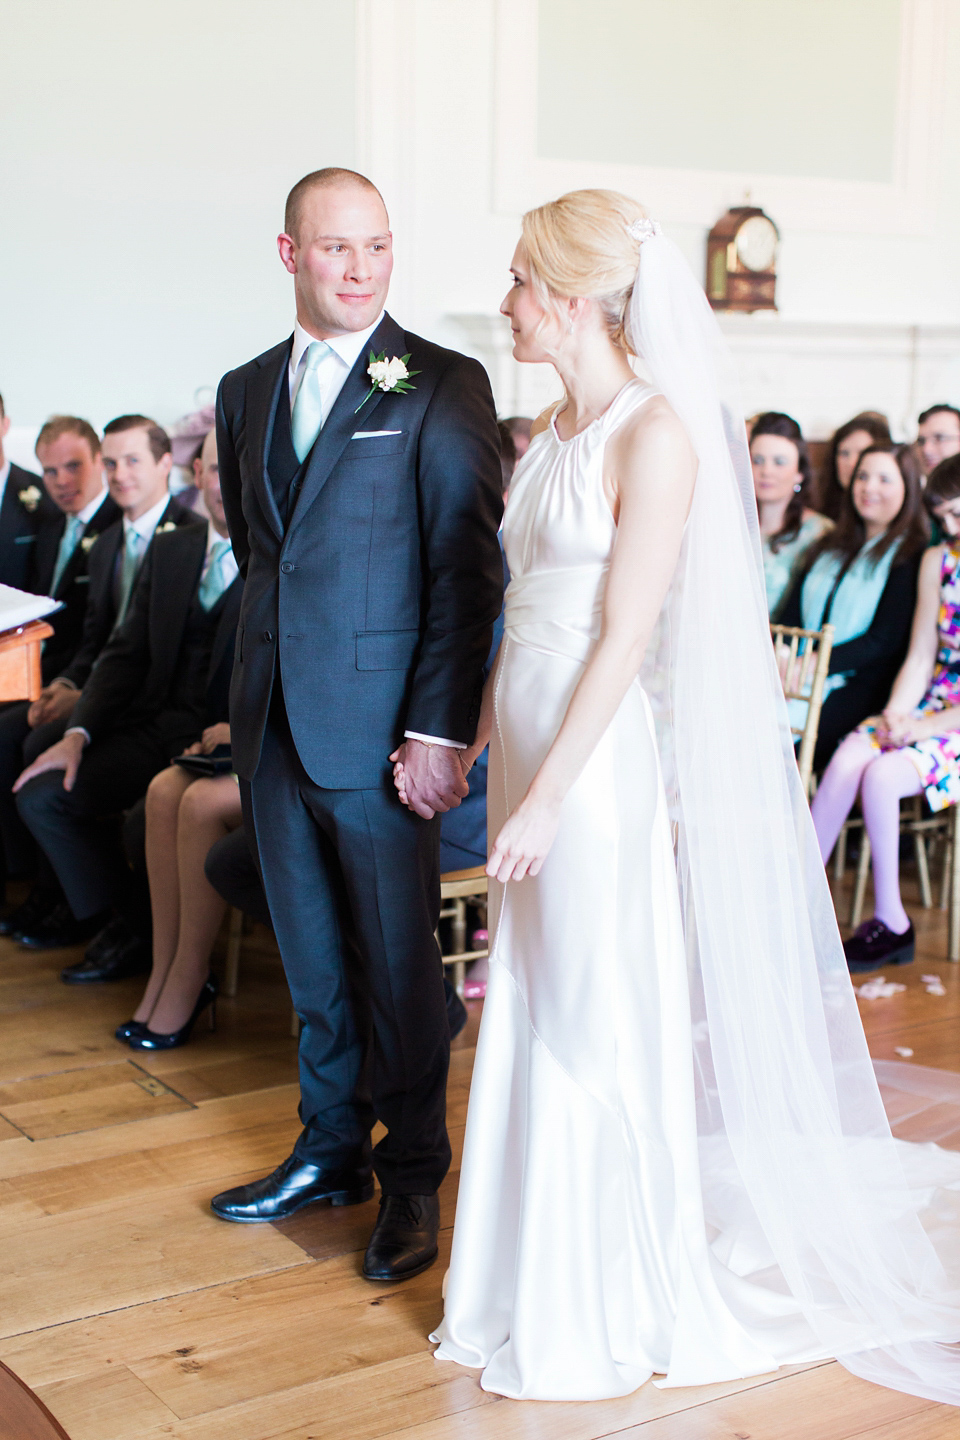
[398, 189, 960, 1404]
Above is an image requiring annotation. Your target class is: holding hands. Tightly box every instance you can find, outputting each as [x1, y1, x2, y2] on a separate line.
[389, 739, 469, 820]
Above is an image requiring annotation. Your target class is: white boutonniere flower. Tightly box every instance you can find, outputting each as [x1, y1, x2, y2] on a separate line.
[18, 485, 42, 513]
[355, 351, 420, 414]
[80, 534, 98, 553]
[156, 521, 177, 533]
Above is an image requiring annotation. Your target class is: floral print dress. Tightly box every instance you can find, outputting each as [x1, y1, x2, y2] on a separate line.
[864, 544, 960, 811]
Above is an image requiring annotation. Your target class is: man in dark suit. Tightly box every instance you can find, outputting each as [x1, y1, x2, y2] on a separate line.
[0, 416, 117, 921]
[11, 453, 239, 964]
[209, 167, 503, 1282]
[0, 391, 58, 590]
[0, 417, 198, 951]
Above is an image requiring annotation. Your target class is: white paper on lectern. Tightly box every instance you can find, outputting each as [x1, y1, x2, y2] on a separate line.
[0, 585, 61, 633]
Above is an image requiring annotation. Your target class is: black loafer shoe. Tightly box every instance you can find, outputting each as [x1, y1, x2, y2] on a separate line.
[17, 902, 110, 951]
[0, 885, 61, 938]
[86, 915, 138, 964]
[845, 918, 915, 973]
[210, 1153, 375, 1223]
[61, 933, 151, 984]
[362, 1193, 440, 1281]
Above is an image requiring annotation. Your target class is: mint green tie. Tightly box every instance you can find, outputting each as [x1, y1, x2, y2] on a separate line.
[51, 515, 84, 593]
[115, 526, 142, 626]
[290, 341, 331, 462]
[199, 539, 232, 611]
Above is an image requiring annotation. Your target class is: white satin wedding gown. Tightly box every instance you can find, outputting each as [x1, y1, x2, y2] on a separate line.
[431, 378, 960, 1401]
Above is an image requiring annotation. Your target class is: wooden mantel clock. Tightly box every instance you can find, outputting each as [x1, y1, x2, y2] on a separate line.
[706, 206, 779, 312]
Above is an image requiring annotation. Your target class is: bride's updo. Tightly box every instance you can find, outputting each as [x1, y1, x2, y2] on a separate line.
[521, 189, 649, 352]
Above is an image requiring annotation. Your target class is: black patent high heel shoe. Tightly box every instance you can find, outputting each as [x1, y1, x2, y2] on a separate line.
[127, 975, 218, 1051]
[116, 1019, 149, 1042]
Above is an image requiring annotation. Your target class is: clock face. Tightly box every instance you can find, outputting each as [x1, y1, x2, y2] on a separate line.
[736, 215, 778, 273]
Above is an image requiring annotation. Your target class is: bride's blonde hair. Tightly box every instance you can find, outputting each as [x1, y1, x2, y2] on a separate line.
[520, 189, 649, 353]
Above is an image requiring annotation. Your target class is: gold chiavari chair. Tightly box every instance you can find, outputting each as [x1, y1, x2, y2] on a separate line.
[771, 621, 835, 798]
[439, 865, 489, 997]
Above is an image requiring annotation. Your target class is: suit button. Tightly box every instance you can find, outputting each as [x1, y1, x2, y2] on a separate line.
[263, 630, 273, 642]
[280, 561, 294, 574]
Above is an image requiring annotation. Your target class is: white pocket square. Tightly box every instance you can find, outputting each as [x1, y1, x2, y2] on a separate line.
[351, 430, 403, 439]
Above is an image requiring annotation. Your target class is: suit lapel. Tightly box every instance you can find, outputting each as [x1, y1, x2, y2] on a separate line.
[286, 314, 406, 539]
[54, 496, 119, 597]
[249, 340, 291, 543]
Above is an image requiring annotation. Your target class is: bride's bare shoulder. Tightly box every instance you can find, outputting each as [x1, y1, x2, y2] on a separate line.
[610, 393, 695, 477]
[529, 402, 561, 440]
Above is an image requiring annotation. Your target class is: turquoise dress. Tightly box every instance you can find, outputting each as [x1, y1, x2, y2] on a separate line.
[763, 513, 833, 618]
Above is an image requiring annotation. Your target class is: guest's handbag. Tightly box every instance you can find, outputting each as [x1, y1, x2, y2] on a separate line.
[173, 744, 234, 778]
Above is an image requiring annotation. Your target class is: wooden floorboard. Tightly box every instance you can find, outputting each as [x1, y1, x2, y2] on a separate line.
[0, 874, 956, 1438]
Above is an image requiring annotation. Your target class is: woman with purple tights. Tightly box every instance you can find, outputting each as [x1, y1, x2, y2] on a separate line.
[812, 453, 960, 971]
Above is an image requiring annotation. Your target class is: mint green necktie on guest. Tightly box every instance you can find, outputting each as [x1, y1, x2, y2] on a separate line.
[115, 525, 142, 626]
[291, 340, 333, 462]
[51, 514, 85, 593]
[199, 538, 233, 612]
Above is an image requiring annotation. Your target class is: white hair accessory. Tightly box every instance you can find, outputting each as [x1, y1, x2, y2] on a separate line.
[627, 217, 662, 244]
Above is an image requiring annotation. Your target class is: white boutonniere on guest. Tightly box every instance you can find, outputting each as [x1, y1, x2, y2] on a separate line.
[156, 521, 177, 533]
[18, 485, 42, 513]
[355, 351, 420, 414]
[80, 535, 98, 553]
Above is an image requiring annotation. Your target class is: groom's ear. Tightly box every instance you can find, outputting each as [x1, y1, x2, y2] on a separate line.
[277, 233, 297, 275]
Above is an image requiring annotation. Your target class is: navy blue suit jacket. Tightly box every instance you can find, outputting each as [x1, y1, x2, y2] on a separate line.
[216, 313, 504, 788]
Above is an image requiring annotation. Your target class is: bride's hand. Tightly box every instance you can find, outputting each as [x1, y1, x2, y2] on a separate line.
[487, 792, 562, 883]
[392, 758, 410, 807]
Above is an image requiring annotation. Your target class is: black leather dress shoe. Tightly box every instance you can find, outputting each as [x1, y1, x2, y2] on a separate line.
[86, 915, 139, 964]
[210, 1154, 375, 1223]
[362, 1193, 440, 1281]
[17, 902, 110, 951]
[61, 931, 151, 984]
[0, 885, 60, 938]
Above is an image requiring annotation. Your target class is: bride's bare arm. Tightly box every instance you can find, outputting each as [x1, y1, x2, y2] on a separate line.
[488, 397, 696, 882]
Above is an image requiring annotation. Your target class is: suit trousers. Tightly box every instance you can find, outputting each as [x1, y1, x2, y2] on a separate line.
[242, 687, 451, 1196]
[15, 721, 195, 921]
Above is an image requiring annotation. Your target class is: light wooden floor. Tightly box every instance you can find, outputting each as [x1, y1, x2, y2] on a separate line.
[0, 870, 958, 1440]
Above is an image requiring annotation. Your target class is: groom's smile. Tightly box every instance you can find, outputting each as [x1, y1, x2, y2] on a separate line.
[277, 177, 393, 340]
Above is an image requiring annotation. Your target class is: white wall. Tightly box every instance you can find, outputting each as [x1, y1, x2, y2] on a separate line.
[2, 0, 959, 448]
[0, 0, 355, 437]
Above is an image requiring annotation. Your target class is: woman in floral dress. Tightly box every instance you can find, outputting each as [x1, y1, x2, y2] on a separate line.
[811, 453, 960, 971]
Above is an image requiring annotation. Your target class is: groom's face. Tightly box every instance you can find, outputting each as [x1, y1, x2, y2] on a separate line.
[279, 183, 393, 338]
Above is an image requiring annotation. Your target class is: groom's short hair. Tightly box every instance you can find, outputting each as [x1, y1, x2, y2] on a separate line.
[284, 168, 387, 241]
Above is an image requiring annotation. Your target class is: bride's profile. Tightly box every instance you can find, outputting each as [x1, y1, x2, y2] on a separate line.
[397, 189, 960, 1404]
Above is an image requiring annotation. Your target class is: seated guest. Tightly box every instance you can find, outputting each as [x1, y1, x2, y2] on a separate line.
[751, 411, 832, 617]
[0, 389, 57, 590]
[29, 417, 120, 677]
[818, 412, 892, 521]
[0, 416, 118, 927]
[497, 421, 517, 500]
[118, 729, 240, 1049]
[0, 417, 198, 949]
[11, 447, 240, 973]
[779, 444, 928, 770]
[811, 453, 960, 971]
[917, 404, 960, 477]
[502, 415, 532, 461]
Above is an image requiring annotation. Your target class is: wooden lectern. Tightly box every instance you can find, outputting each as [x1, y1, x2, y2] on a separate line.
[0, 620, 54, 702]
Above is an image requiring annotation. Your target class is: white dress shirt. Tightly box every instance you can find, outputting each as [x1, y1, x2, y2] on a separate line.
[73, 486, 110, 528]
[202, 521, 239, 590]
[288, 313, 385, 426]
[121, 491, 172, 564]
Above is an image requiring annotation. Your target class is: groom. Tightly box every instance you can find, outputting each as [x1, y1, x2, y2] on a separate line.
[210, 168, 503, 1281]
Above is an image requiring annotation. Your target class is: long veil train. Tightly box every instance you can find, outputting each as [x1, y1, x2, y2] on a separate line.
[631, 228, 960, 1403]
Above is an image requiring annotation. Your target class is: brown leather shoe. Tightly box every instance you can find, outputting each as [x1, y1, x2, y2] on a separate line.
[362, 1193, 439, 1281]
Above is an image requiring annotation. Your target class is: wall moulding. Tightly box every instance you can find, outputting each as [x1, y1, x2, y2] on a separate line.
[450, 311, 960, 439]
[493, 0, 947, 237]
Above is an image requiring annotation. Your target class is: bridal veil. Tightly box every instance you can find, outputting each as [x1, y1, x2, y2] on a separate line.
[628, 225, 960, 1402]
